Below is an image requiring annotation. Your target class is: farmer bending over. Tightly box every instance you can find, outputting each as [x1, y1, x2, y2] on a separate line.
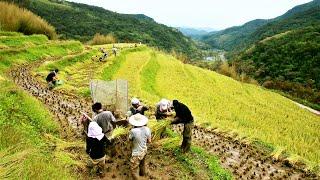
[86, 121, 107, 177]
[46, 69, 59, 89]
[155, 98, 173, 120]
[171, 100, 194, 153]
[91, 102, 116, 139]
[130, 98, 149, 116]
[91, 102, 117, 156]
[129, 114, 151, 180]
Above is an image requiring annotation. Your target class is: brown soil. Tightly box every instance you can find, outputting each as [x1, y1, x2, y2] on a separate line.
[173, 124, 319, 179]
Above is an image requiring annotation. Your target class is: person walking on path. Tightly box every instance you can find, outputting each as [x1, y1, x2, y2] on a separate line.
[171, 100, 194, 153]
[128, 114, 151, 180]
[86, 121, 107, 177]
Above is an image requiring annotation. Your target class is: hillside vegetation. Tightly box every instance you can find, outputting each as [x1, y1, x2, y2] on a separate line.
[20, 0, 198, 58]
[200, 0, 320, 109]
[0, 1, 57, 39]
[202, 19, 269, 51]
[237, 26, 320, 107]
[202, 0, 320, 52]
[39, 44, 320, 168]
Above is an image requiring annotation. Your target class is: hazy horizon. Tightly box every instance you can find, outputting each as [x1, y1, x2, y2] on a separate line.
[68, 0, 312, 30]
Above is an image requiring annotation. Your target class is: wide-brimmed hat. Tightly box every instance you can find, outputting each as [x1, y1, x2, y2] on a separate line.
[129, 113, 148, 126]
[131, 97, 140, 105]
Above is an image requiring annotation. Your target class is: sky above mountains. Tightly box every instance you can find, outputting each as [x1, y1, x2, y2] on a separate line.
[69, 0, 312, 30]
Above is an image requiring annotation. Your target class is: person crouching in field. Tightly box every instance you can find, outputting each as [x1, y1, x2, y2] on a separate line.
[171, 100, 194, 153]
[46, 69, 59, 89]
[86, 121, 107, 177]
[128, 114, 151, 180]
[130, 98, 149, 116]
[155, 98, 173, 120]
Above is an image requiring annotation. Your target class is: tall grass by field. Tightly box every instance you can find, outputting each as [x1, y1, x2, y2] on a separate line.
[36, 49, 100, 96]
[89, 33, 117, 45]
[110, 48, 161, 104]
[34, 44, 142, 97]
[0, 31, 22, 37]
[104, 47, 320, 168]
[0, 34, 48, 49]
[0, 80, 81, 179]
[0, 33, 87, 179]
[0, 40, 83, 73]
[0, 2, 57, 39]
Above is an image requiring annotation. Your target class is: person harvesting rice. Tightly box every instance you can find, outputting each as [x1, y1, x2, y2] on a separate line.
[86, 121, 107, 177]
[128, 114, 151, 179]
[171, 100, 194, 153]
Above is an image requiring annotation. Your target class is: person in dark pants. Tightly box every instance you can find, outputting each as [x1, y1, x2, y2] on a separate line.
[130, 98, 149, 116]
[86, 121, 107, 177]
[46, 69, 58, 89]
[171, 100, 194, 153]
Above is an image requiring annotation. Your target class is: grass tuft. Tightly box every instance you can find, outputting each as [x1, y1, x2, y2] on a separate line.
[0, 2, 57, 39]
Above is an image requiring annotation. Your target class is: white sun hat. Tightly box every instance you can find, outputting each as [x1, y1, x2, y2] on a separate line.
[129, 113, 149, 127]
[88, 121, 105, 140]
[160, 98, 170, 111]
[131, 97, 140, 105]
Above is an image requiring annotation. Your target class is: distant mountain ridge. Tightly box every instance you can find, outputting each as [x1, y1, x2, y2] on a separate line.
[21, 0, 198, 57]
[202, 0, 320, 51]
[177, 27, 215, 39]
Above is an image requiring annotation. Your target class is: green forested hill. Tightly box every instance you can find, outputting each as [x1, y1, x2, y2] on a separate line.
[202, 0, 320, 51]
[202, 19, 269, 51]
[236, 26, 320, 106]
[21, 0, 198, 57]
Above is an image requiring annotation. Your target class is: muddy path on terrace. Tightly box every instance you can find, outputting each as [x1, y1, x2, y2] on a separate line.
[173, 125, 319, 179]
[8, 56, 319, 180]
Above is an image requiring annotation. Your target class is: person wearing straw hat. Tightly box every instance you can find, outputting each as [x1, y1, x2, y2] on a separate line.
[128, 114, 151, 180]
[86, 121, 107, 177]
[171, 100, 194, 153]
[130, 97, 149, 116]
[155, 98, 173, 120]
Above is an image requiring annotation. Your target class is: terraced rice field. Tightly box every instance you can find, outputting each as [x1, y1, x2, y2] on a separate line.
[1, 32, 319, 179]
[100, 47, 320, 169]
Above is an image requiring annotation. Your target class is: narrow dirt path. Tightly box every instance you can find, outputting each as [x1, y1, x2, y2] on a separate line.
[9, 57, 90, 139]
[8, 54, 319, 180]
[173, 124, 318, 179]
